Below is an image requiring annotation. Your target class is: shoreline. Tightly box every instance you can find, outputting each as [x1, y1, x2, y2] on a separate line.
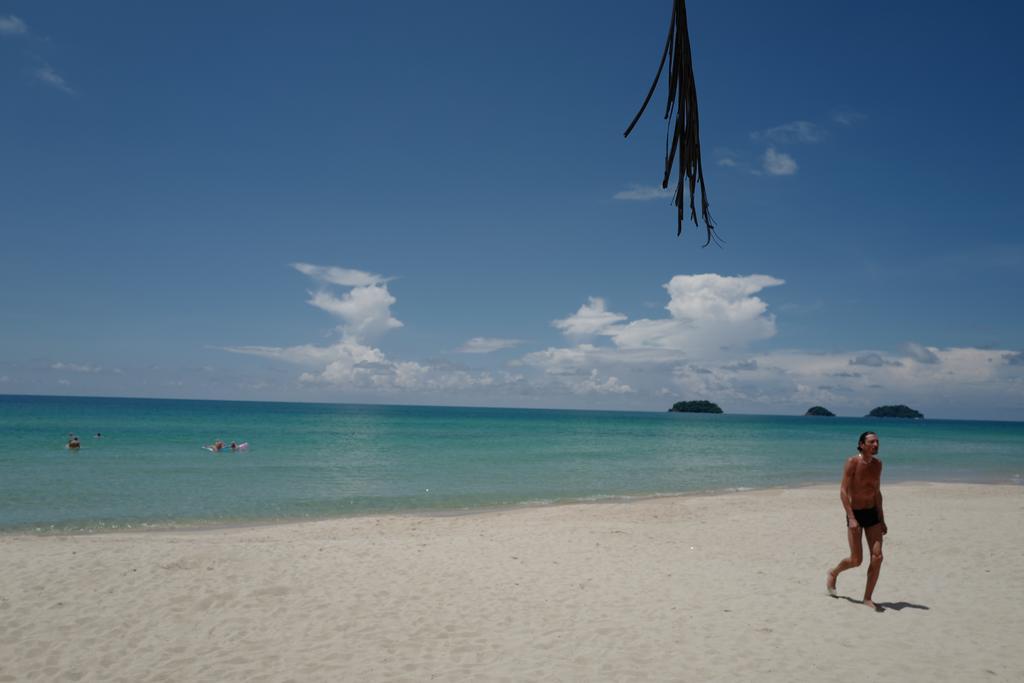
[2, 482, 1022, 680]
[3, 478, 1022, 538]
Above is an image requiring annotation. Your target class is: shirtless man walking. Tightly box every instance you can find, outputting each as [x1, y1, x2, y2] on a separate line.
[826, 431, 887, 610]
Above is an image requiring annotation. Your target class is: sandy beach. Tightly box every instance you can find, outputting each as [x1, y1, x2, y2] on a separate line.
[1, 482, 1022, 681]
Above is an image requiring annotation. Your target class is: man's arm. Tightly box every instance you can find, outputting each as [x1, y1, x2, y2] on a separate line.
[874, 463, 887, 534]
[840, 457, 857, 528]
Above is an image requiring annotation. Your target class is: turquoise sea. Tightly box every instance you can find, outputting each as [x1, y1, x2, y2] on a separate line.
[1, 394, 1022, 533]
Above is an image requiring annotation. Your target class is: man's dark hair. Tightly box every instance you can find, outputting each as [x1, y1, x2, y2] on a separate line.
[858, 431, 877, 452]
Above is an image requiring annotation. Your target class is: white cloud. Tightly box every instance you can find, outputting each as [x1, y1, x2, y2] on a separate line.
[613, 274, 783, 355]
[613, 185, 673, 201]
[906, 342, 940, 365]
[849, 353, 902, 368]
[34, 64, 73, 94]
[57, 379, 71, 386]
[226, 338, 511, 393]
[533, 275, 784, 371]
[223, 340, 386, 367]
[763, 147, 797, 175]
[285, 263, 404, 342]
[307, 287, 402, 340]
[224, 266, 517, 395]
[521, 344, 607, 374]
[51, 362, 101, 373]
[664, 274, 782, 326]
[738, 346, 1023, 416]
[228, 339, 411, 387]
[0, 15, 27, 34]
[515, 278, 1023, 416]
[717, 158, 737, 167]
[291, 262, 391, 287]
[751, 121, 825, 144]
[553, 297, 627, 337]
[220, 265, 1024, 417]
[523, 274, 786, 402]
[458, 337, 522, 354]
[569, 369, 634, 395]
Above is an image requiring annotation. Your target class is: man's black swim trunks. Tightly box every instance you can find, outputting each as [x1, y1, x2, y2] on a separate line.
[850, 507, 880, 528]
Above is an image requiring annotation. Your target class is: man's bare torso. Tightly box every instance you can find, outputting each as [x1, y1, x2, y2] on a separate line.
[846, 454, 882, 508]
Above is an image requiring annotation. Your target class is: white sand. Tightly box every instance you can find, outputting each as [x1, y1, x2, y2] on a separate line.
[2, 482, 1022, 681]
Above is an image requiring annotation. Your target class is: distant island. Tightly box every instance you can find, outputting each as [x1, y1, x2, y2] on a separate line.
[866, 404, 924, 419]
[669, 400, 723, 414]
[804, 406, 835, 417]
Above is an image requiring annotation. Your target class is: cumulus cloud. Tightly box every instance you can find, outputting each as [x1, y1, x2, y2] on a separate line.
[611, 274, 783, 355]
[745, 346, 1024, 415]
[220, 265, 1024, 416]
[849, 353, 902, 368]
[227, 338, 520, 393]
[224, 265, 540, 396]
[553, 297, 628, 337]
[285, 263, 403, 342]
[521, 344, 606, 375]
[613, 185, 673, 201]
[228, 339, 405, 387]
[0, 14, 27, 34]
[664, 274, 782, 328]
[568, 369, 633, 395]
[751, 121, 825, 144]
[523, 274, 786, 403]
[906, 342, 941, 365]
[517, 275, 1024, 417]
[306, 287, 402, 340]
[34, 64, 73, 94]
[458, 337, 522, 354]
[538, 275, 784, 367]
[762, 147, 797, 175]
[1003, 352, 1024, 366]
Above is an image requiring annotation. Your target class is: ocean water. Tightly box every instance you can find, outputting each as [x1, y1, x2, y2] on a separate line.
[1, 394, 1022, 533]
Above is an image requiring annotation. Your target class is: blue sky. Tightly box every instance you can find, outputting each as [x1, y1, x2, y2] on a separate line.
[2, 1, 1022, 419]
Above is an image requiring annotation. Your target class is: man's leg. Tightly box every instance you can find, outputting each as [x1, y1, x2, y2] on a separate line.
[827, 525, 863, 595]
[862, 524, 884, 609]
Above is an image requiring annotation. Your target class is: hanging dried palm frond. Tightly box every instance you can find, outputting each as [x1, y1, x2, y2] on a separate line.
[625, 0, 718, 246]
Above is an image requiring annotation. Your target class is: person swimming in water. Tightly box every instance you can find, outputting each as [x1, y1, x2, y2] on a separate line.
[210, 439, 225, 452]
[67, 434, 80, 450]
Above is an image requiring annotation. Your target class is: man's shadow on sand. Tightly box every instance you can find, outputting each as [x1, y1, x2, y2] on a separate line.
[831, 595, 930, 612]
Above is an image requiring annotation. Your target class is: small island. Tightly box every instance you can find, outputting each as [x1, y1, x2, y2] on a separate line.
[866, 404, 924, 419]
[804, 406, 835, 417]
[669, 400, 723, 414]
